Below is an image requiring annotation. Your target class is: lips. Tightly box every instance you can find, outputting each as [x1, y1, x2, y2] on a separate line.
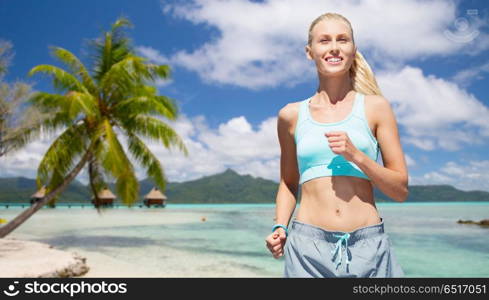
[325, 56, 343, 62]
[325, 56, 343, 65]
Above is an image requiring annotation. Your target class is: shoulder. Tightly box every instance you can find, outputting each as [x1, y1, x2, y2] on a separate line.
[277, 101, 302, 124]
[277, 101, 303, 138]
[365, 95, 396, 127]
[364, 94, 390, 109]
[364, 94, 395, 120]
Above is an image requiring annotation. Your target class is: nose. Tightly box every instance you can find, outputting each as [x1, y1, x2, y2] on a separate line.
[329, 40, 340, 53]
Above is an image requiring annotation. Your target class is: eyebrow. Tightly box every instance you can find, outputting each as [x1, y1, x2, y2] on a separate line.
[318, 33, 350, 38]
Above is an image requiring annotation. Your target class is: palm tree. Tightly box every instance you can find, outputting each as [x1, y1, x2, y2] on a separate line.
[0, 17, 188, 238]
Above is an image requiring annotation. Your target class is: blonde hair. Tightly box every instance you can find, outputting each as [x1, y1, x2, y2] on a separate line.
[308, 13, 383, 96]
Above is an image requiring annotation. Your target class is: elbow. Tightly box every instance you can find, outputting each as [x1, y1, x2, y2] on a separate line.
[395, 178, 409, 203]
[285, 182, 299, 198]
[281, 176, 299, 194]
[395, 187, 408, 203]
[279, 179, 299, 198]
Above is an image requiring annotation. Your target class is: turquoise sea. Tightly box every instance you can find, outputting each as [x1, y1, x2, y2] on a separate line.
[1, 202, 488, 277]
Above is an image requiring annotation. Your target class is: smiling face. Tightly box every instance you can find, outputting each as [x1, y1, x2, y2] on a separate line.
[306, 18, 356, 77]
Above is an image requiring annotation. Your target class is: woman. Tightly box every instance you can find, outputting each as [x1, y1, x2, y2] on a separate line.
[265, 12, 408, 278]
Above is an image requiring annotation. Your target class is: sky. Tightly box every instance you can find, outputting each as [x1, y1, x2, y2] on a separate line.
[1, 0, 489, 192]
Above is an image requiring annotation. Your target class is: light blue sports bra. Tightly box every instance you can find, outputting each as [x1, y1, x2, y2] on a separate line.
[295, 91, 379, 184]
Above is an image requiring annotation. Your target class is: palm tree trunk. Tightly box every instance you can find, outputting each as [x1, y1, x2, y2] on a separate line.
[0, 150, 92, 238]
[88, 155, 103, 212]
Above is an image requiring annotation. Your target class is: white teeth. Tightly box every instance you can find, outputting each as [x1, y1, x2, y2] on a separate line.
[327, 57, 342, 62]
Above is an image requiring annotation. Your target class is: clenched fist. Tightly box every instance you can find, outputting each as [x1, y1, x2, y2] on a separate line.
[265, 228, 287, 259]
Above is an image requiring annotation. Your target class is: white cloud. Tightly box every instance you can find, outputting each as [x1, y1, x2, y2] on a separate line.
[410, 160, 489, 192]
[154, 78, 173, 87]
[377, 66, 489, 151]
[0, 133, 57, 179]
[145, 113, 280, 182]
[158, 0, 489, 88]
[451, 62, 489, 87]
[234, 158, 280, 182]
[136, 46, 169, 64]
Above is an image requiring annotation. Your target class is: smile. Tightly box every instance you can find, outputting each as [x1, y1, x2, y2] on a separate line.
[325, 57, 343, 65]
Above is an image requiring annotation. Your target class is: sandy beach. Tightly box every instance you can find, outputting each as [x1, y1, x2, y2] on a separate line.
[0, 237, 89, 277]
[0, 235, 267, 278]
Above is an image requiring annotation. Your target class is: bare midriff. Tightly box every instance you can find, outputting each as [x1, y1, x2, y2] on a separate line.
[295, 175, 381, 232]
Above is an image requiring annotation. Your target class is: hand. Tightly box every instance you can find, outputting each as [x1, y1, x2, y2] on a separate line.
[265, 228, 287, 259]
[324, 131, 360, 162]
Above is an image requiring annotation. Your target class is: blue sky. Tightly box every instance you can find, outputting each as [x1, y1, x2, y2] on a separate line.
[1, 0, 489, 192]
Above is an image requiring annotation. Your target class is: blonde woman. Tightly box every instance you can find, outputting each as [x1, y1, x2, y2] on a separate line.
[265, 12, 407, 278]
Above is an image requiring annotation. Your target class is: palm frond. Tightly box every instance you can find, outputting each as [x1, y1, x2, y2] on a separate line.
[100, 59, 172, 106]
[3, 106, 79, 154]
[99, 55, 147, 96]
[111, 94, 178, 120]
[98, 119, 139, 205]
[114, 167, 139, 207]
[30, 91, 99, 120]
[147, 64, 171, 80]
[49, 46, 97, 93]
[28, 65, 88, 93]
[119, 115, 188, 156]
[36, 123, 88, 188]
[65, 91, 99, 119]
[91, 17, 133, 82]
[127, 133, 167, 191]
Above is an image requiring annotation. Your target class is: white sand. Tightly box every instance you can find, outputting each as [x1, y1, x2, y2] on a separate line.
[0, 237, 266, 278]
[0, 238, 89, 277]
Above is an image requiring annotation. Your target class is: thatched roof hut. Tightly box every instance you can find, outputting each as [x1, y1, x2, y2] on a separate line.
[143, 187, 167, 207]
[30, 186, 55, 207]
[97, 188, 116, 199]
[92, 187, 116, 207]
[31, 186, 46, 200]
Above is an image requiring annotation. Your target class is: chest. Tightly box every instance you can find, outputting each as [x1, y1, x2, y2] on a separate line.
[308, 105, 377, 140]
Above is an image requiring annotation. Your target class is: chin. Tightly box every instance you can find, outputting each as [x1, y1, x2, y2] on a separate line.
[318, 67, 348, 77]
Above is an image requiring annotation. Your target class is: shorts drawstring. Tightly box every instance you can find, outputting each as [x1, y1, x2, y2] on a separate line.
[331, 232, 351, 269]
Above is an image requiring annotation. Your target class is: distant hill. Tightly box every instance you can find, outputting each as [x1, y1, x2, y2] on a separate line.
[147, 168, 278, 204]
[0, 169, 488, 204]
[0, 177, 90, 203]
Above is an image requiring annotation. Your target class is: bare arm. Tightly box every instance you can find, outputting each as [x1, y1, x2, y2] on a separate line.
[275, 104, 300, 226]
[352, 96, 409, 202]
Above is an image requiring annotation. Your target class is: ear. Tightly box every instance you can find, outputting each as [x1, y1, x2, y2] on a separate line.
[305, 45, 313, 60]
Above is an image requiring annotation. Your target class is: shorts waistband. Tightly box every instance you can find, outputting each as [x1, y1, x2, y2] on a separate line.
[289, 218, 385, 245]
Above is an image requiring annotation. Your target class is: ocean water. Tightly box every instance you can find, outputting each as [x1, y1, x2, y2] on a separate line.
[1, 202, 488, 277]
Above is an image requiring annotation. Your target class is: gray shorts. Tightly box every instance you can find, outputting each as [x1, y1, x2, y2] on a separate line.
[284, 218, 405, 278]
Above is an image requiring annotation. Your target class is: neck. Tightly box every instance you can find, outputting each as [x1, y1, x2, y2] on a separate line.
[314, 72, 354, 105]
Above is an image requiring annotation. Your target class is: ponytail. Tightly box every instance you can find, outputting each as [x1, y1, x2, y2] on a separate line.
[350, 50, 383, 96]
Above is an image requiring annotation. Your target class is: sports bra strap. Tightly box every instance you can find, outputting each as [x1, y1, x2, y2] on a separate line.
[352, 92, 365, 119]
[294, 99, 309, 143]
[296, 98, 309, 125]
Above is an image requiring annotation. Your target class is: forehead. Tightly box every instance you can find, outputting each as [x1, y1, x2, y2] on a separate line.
[311, 19, 352, 37]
